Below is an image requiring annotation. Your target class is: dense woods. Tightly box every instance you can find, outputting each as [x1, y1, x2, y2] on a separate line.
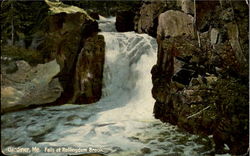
[1, 1, 48, 46]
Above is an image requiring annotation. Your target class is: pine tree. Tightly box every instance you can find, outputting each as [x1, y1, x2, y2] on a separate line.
[1, 0, 20, 45]
[1, 0, 48, 46]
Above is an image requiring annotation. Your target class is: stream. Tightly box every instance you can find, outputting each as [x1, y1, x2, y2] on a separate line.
[1, 17, 216, 156]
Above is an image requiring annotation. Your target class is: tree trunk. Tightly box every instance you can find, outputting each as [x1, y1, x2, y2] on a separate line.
[11, 2, 14, 46]
[193, 0, 201, 47]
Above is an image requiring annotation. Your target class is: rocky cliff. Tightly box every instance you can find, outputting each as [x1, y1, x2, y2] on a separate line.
[135, 0, 248, 155]
[1, 0, 105, 112]
[41, 5, 105, 105]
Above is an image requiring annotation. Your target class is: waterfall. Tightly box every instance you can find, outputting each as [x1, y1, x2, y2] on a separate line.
[1, 17, 215, 156]
[98, 16, 116, 32]
[98, 33, 157, 121]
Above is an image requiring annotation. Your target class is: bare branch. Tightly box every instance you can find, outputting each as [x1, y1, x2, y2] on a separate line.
[187, 106, 211, 119]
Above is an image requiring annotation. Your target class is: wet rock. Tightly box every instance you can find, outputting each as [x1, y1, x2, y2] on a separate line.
[3, 61, 18, 74]
[88, 11, 100, 20]
[134, 1, 163, 37]
[72, 34, 105, 104]
[115, 10, 135, 32]
[1, 59, 63, 113]
[140, 147, 151, 154]
[157, 137, 165, 142]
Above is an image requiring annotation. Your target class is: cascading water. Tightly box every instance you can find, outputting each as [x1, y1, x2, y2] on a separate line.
[1, 17, 215, 156]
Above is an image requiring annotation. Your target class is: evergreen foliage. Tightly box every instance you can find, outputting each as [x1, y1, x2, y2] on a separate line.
[1, 1, 48, 47]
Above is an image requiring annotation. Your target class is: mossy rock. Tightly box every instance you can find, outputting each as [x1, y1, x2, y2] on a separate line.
[45, 0, 93, 21]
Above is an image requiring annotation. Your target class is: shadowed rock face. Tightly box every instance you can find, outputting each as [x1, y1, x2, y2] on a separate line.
[72, 35, 105, 104]
[115, 10, 135, 32]
[148, 0, 249, 155]
[42, 12, 96, 93]
[41, 5, 105, 105]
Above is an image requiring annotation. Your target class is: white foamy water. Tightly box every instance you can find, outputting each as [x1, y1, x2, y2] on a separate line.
[98, 16, 116, 32]
[1, 17, 215, 156]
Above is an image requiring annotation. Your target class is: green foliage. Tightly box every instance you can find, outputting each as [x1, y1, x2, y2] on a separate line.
[210, 78, 248, 116]
[1, 0, 20, 44]
[2, 45, 44, 65]
[207, 78, 249, 131]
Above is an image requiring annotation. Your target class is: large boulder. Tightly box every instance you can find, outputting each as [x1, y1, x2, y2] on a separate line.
[41, 0, 105, 104]
[157, 10, 194, 39]
[134, 0, 177, 37]
[1, 60, 63, 113]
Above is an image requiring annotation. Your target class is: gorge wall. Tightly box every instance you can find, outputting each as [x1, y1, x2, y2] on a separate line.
[120, 0, 249, 155]
[41, 8, 105, 105]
